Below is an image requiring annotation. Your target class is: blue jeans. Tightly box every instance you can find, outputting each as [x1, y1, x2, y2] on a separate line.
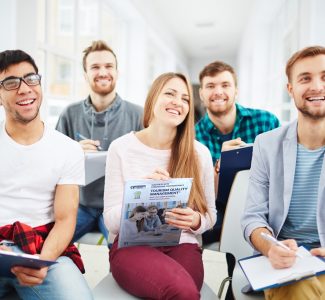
[0, 246, 93, 300]
[73, 205, 109, 243]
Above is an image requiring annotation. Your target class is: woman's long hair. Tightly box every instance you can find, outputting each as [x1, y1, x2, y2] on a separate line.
[143, 73, 208, 215]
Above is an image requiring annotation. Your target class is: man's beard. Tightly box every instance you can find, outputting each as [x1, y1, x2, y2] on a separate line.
[15, 108, 40, 124]
[208, 103, 233, 117]
[92, 80, 116, 96]
[298, 105, 325, 120]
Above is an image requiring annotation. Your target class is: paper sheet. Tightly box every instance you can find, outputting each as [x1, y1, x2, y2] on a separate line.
[239, 246, 325, 291]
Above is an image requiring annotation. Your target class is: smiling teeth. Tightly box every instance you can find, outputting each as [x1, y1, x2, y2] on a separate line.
[17, 99, 34, 105]
[97, 79, 111, 83]
[307, 96, 325, 101]
[166, 109, 180, 115]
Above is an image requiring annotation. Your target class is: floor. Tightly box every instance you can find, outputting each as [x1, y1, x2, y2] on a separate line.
[78, 243, 229, 299]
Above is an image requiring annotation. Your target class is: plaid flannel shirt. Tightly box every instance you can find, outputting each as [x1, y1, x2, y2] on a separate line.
[0, 221, 85, 273]
[195, 103, 280, 164]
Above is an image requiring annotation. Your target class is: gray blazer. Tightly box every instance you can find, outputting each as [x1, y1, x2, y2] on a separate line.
[241, 120, 325, 248]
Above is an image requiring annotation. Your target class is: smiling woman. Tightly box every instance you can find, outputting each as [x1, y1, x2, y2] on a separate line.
[103, 72, 216, 299]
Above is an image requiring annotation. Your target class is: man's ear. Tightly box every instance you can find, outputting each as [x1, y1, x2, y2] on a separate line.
[287, 82, 293, 99]
[235, 87, 238, 100]
[199, 87, 203, 102]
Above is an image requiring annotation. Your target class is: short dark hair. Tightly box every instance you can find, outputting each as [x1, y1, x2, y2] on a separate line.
[199, 61, 237, 87]
[0, 50, 38, 74]
[82, 40, 117, 72]
[286, 45, 325, 82]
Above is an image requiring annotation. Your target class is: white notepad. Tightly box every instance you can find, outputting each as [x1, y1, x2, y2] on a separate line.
[239, 246, 325, 291]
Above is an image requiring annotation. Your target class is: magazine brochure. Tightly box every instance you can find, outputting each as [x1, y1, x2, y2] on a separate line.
[118, 178, 193, 248]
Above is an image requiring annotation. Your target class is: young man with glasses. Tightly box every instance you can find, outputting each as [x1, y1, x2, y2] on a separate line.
[56, 40, 143, 245]
[0, 49, 92, 299]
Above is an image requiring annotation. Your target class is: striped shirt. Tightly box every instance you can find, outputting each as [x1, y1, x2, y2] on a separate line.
[279, 144, 325, 247]
[195, 103, 280, 164]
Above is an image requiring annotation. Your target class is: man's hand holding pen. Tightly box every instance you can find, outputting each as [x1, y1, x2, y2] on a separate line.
[260, 232, 300, 269]
[76, 132, 103, 152]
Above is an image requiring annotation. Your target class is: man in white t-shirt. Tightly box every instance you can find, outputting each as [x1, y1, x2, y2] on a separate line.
[0, 49, 92, 299]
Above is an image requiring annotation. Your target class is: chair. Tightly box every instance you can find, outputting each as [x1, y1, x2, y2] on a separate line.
[92, 273, 217, 299]
[217, 170, 264, 299]
[76, 231, 105, 246]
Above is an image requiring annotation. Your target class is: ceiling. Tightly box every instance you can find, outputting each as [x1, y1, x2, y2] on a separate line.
[133, 0, 256, 60]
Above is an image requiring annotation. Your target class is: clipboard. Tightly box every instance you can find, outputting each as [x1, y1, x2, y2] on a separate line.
[0, 250, 57, 278]
[216, 144, 253, 214]
[238, 246, 325, 291]
[85, 151, 107, 185]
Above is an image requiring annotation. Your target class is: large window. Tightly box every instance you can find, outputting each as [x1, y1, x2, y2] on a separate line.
[37, 0, 121, 127]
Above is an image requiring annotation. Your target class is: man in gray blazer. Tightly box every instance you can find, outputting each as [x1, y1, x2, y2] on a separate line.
[242, 45, 325, 299]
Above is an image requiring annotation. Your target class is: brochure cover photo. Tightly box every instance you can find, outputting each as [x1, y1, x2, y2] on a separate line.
[118, 178, 193, 248]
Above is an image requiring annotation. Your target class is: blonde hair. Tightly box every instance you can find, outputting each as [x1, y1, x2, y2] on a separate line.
[143, 72, 208, 215]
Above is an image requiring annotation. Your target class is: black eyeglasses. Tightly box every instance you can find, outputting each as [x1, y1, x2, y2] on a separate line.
[0, 74, 41, 91]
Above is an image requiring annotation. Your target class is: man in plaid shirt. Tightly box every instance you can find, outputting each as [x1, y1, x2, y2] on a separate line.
[196, 61, 280, 166]
[195, 61, 280, 244]
[196, 60, 279, 300]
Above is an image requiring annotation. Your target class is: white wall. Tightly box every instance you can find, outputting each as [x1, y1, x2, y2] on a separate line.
[0, 0, 16, 120]
[237, 0, 325, 122]
[106, 0, 188, 106]
[189, 56, 237, 85]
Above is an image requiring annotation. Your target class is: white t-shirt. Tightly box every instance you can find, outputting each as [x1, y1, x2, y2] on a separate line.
[0, 121, 85, 227]
[103, 132, 216, 244]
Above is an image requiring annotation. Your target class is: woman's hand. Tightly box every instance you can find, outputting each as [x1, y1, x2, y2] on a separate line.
[144, 168, 170, 180]
[165, 207, 201, 231]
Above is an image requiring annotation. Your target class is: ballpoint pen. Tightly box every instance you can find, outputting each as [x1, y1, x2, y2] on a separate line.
[261, 232, 303, 258]
[76, 132, 103, 151]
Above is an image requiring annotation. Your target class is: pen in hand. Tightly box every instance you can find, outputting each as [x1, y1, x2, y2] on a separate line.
[260, 232, 303, 258]
[76, 132, 103, 151]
